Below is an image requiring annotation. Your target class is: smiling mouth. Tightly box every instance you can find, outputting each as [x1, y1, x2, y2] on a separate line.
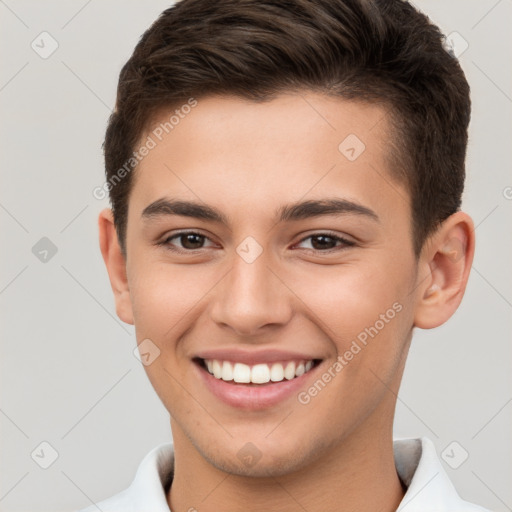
[194, 358, 322, 385]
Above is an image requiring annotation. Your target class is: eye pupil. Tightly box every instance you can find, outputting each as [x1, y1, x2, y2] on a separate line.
[311, 235, 336, 250]
[181, 233, 204, 249]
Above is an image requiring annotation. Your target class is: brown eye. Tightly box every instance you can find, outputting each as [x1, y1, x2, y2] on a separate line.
[160, 231, 215, 252]
[310, 235, 338, 250]
[296, 233, 354, 252]
[178, 233, 205, 249]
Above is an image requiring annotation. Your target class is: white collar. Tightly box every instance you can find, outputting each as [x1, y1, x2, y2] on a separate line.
[77, 437, 489, 511]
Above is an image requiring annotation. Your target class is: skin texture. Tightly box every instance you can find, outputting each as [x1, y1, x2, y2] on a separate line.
[99, 92, 475, 512]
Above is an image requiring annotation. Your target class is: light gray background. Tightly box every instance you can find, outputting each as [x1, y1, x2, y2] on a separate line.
[0, 1, 511, 511]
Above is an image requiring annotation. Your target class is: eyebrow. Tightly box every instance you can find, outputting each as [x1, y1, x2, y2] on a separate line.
[141, 197, 379, 224]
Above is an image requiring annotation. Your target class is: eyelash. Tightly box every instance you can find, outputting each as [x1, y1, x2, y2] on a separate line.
[157, 230, 355, 254]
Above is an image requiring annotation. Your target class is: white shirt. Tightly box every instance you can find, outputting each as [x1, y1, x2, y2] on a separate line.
[76, 437, 490, 511]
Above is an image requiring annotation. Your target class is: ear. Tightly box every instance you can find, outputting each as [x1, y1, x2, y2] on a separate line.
[98, 208, 134, 325]
[413, 211, 475, 329]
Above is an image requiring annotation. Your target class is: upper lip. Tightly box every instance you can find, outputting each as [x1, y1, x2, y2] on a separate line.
[194, 348, 322, 366]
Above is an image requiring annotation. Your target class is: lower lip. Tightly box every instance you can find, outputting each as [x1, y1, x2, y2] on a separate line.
[195, 361, 319, 410]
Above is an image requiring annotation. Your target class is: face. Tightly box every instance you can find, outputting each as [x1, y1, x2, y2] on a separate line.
[120, 92, 421, 476]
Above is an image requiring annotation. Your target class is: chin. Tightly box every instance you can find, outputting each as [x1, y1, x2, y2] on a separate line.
[196, 433, 333, 479]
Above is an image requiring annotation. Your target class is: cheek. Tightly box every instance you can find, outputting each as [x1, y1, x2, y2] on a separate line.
[293, 262, 413, 419]
[292, 259, 411, 344]
[127, 265, 208, 407]
[291, 256, 415, 407]
[128, 262, 217, 350]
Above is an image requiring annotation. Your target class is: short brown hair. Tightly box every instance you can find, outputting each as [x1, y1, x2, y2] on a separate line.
[103, 0, 471, 256]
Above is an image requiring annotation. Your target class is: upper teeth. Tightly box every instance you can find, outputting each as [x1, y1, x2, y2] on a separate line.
[205, 359, 314, 384]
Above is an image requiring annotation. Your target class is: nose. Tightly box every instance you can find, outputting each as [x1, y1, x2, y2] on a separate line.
[209, 249, 294, 338]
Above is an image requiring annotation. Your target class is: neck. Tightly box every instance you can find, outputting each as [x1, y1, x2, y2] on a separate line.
[167, 414, 405, 512]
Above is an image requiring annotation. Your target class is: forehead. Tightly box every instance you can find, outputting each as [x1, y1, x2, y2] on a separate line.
[130, 92, 409, 227]
[144, 92, 391, 161]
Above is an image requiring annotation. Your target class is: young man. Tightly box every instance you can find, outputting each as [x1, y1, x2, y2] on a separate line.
[80, 0, 490, 510]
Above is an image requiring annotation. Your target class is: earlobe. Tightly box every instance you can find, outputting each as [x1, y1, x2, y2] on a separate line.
[413, 211, 475, 329]
[98, 208, 134, 325]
